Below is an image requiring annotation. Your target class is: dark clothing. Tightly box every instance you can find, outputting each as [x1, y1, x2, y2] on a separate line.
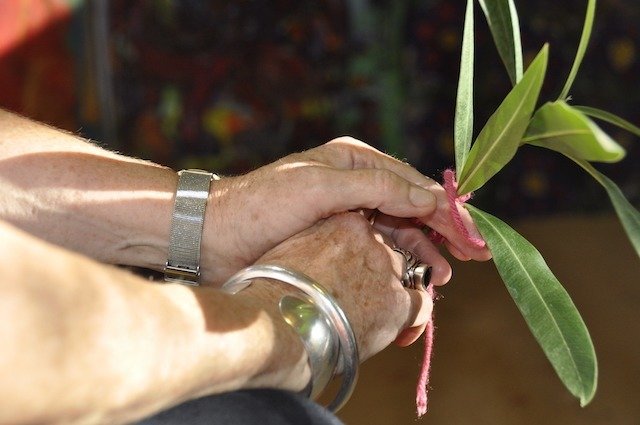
[139, 389, 345, 425]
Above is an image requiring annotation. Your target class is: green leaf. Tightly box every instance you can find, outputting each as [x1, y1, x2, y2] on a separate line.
[572, 159, 640, 258]
[454, 0, 475, 176]
[523, 101, 626, 163]
[467, 204, 598, 406]
[558, 0, 597, 100]
[458, 44, 548, 195]
[574, 105, 640, 138]
[478, 0, 524, 85]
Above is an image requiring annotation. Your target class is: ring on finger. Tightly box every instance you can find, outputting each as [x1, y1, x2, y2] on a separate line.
[393, 248, 432, 291]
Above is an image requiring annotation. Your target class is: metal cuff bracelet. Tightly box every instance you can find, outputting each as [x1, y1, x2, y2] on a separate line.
[221, 264, 359, 413]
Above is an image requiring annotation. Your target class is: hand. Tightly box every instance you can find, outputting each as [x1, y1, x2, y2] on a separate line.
[200, 137, 490, 285]
[244, 212, 435, 361]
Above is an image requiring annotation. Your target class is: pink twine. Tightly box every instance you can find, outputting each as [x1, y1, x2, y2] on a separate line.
[416, 286, 435, 417]
[429, 169, 486, 249]
[416, 169, 485, 417]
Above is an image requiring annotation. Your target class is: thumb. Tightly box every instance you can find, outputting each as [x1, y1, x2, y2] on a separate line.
[311, 168, 437, 218]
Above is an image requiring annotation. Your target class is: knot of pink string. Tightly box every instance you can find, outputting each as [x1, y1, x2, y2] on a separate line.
[416, 168, 484, 417]
[428, 168, 486, 249]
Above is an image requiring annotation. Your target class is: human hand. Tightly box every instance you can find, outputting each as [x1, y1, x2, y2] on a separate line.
[242, 212, 437, 361]
[200, 137, 489, 285]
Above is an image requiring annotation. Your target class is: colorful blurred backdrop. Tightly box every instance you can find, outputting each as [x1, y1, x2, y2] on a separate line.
[1, 0, 638, 218]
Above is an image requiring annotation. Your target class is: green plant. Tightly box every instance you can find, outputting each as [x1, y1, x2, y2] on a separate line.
[449, 0, 639, 407]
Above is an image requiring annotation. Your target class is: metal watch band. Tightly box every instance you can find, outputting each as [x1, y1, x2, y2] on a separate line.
[164, 169, 219, 285]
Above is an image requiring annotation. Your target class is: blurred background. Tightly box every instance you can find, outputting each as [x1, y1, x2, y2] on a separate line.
[0, 0, 638, 424]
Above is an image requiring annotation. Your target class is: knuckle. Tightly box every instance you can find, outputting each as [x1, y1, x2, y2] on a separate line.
[370, 169, 401, 196]
[281, 166, 327, 202]
[279, 160, 315, 178]
[326, 135, 364, 148]
[327, 214, 375, 250]
[282, 152, 304, 163]
[331, 211, 370, 233]
[296, 165, 326, 187]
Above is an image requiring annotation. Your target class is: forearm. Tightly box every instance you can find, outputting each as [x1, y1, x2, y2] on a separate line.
[0, 109, 178, 271]
[0, 220, 309, 425]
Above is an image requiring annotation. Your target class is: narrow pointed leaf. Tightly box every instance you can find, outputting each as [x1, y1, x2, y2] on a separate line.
[572, 159, 640, 257]
[478, 0, 524, 85]
[574, 105, 640, 138]
[523, 101, 626, 162]
[558, 0, 597, 100]
[467, 204, 598, 406]
[455, 0, 475, 176]
[458, 44, 548, 195]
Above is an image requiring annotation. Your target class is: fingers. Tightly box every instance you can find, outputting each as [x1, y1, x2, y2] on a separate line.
[445, 240, 471, 261]
[398, 228, 452, 287]
[305, 137, 491, 262]
[308, 168, 437, 219]
[394, 323, 428, 347]
[374, 214, 452, 287]
[387, 245, 432, 340]
[418, 185, 492, 262]
[310, 136, 435, 189]
[404, 285, 432, 327]
[451, 204, 492, 261]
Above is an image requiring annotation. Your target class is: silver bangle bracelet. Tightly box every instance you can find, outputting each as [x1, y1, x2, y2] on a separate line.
[221, 265, 359, 413]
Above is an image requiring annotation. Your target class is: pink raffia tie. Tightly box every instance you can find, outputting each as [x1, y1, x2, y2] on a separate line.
[428, 169, 486, 250]
[416, 169, 485, 417]
[415, 285, 435, 417]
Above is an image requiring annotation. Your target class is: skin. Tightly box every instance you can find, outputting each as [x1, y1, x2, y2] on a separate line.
[0, 110, 489, 289]
[0, 217, 308, 424]
[0, 213, 423, 424]
[202, 137, 491, 286]
[0, 109, 491, 423]
[255, 213, 432, 361]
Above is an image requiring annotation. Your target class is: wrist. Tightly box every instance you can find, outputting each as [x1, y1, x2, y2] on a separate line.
[222, 266, 359, 411]
[193, 281, 312, 394]
[122, 167, 226, 284]
[136, 169, 235, 286]
[198, 175, 241, 285]
[86, 162, 178, 270]
[164, 170, 221, 285]
[239, 278, 313, 391]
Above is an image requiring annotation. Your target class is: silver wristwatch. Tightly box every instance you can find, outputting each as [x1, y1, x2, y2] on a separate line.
[164, 169, 219, 285]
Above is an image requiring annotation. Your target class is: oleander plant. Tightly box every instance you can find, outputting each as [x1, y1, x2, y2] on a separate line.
[446, 0, 639, 407]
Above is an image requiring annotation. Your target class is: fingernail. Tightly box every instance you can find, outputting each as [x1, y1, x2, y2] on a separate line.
[409, 185, 436, 208]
